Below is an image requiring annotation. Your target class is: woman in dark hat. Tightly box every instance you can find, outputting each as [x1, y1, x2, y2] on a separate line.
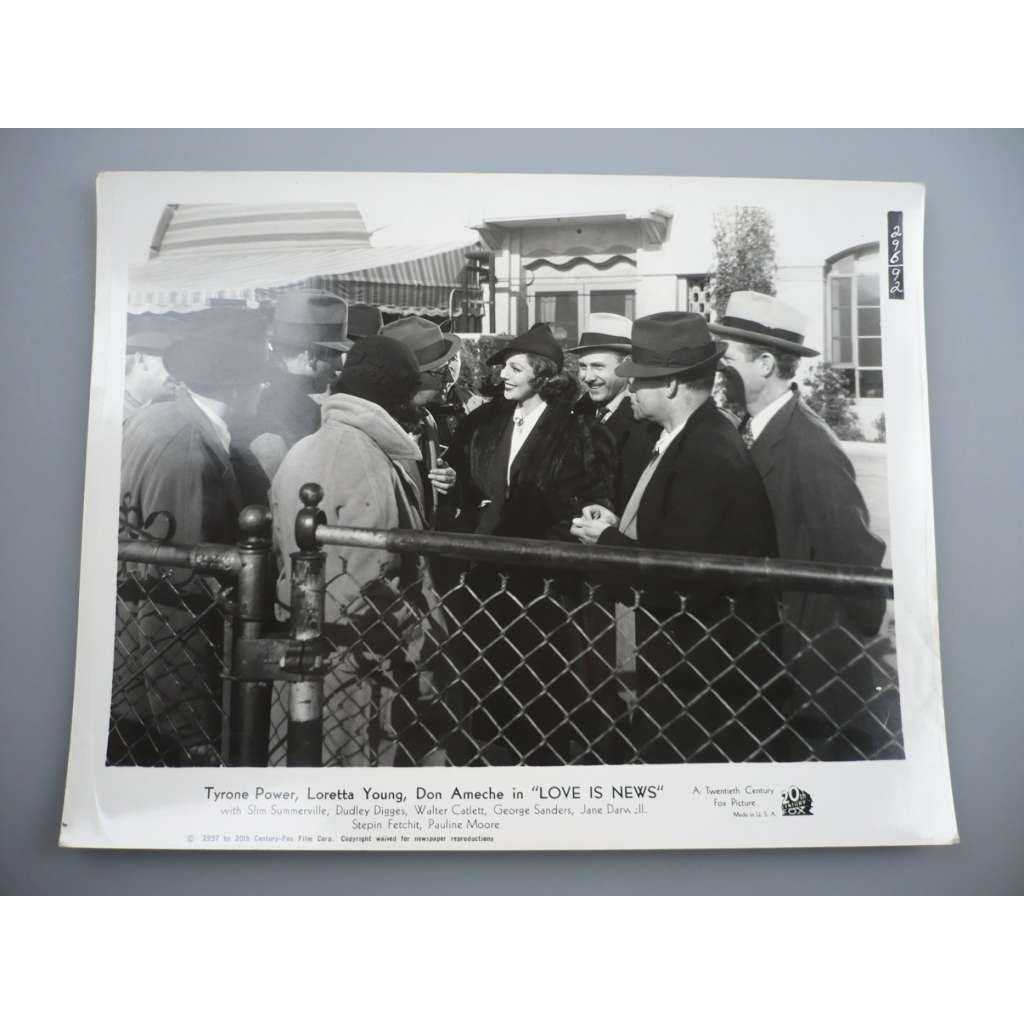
[447, 323, 616, 766]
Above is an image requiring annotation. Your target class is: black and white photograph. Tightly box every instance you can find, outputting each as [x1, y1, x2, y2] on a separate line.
[61, 170, 955, 850]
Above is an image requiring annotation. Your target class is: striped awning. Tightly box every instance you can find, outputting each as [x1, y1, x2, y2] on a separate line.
[306, 243, 473, 312]
[149, 202, 370, 257]
[128, 240, 476, 315]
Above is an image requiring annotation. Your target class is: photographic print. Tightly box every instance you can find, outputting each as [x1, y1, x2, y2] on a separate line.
[61, 170, 955, 849]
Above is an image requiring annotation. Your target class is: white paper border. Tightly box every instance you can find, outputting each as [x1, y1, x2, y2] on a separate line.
[61, 171, 957, 850]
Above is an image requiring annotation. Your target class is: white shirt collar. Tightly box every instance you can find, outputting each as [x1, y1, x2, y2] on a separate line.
[597, 389, 629, 421]
[749, 386, 795, 443]
[508, 400, 547, 483]
[513, 400, 546, 431]
[654, 412, 691, 457]
[189, 391, 232, 454]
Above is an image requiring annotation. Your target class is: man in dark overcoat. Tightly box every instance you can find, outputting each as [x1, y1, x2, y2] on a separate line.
[566, 313, 659, 759]
[713, 290, 899, 759]
[112, 306, 270, 766]
[572, 311, 792, 763]
[568, 312, 659, 511]
[238, 289, 349, 496]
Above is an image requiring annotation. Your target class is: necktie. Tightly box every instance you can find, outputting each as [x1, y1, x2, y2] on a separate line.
[740, 418, 755, 449]
[618, 443, 662, 540]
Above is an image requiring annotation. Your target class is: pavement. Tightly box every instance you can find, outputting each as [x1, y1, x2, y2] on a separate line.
[842, 441, 898, 665]
[843, 441, 890, 567]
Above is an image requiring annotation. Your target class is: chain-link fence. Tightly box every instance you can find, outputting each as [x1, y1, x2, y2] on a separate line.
[110, 490, 903, 768]
[109, 507, 277, 768]
[110, 564, 233, 766]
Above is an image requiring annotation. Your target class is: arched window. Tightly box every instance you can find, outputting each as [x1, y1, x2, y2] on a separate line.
[826, 244, 883, 398]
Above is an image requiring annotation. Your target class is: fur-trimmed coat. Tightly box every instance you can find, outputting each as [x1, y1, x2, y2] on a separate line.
[574, 394, 659, 512]
[455, 396, 616, 542]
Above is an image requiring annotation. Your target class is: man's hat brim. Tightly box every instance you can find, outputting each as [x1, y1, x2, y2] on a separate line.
[616, 341, 728, 380]
[417, 333, 461, 372]
[565, 337, 632, 356]
[314, 339, 354, 353]
[708, 321, 819, 357]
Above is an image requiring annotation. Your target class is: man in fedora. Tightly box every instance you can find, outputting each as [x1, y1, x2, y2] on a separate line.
[235, 289, 349, 495]
[571, 311, 789, 763]
[346, 302, 384, 344]
[381, 315, 459, 528]
[712, 291, 895, 759]
[261, 289, 350, 440]
[567, 311, 658, 510]
[114, 305, 271, 766]
[123, 316, 179, 423]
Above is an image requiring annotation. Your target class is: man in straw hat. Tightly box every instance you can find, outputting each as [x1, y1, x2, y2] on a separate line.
[571, 311, 792, 763]
[567, 311, 658, 510]
[566, 312, 657, 759]
[113, 305, 271, 767]
[712, 291, 896, 759]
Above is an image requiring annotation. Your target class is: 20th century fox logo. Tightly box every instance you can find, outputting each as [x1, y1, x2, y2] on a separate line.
[782, 787, 813, 816]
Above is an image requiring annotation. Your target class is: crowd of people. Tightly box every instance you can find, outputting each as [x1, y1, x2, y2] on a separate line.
[113, 286, 896, 767]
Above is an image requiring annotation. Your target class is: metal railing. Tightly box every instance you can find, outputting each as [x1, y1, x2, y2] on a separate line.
[110, 508, 276, 767]
[110, 486, 903, 767]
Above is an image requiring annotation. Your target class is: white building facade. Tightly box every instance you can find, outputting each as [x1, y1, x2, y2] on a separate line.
[474, 206, 886, 436]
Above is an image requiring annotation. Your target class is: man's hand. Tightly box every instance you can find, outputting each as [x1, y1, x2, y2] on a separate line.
[429, 459, 456, 494]
[570, 504, 619, 546]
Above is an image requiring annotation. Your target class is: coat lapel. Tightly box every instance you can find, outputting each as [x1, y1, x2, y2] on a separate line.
[635, 398, 715, 532]
[749, 389, 799, 479]
[508, 405, 551, 485]
[486, 414, 516, 497]
[605, 397, 636, 442]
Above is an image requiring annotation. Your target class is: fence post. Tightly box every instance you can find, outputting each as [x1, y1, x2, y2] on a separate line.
[288, 484, 327, 767]
[228, 505, 275, 766]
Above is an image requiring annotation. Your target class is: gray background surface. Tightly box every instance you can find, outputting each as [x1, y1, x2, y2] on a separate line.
[1, 129, 1020, 895]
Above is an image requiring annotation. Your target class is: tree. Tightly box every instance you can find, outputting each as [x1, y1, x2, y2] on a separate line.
[803, 363, 865, 441]
[709, 206, 778, 318]
[458, 334, 512, 393]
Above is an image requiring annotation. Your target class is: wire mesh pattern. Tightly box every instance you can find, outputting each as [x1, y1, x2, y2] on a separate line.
[268, 544, 903, 767]
[109, 566, 233, 767]
[110, 507, 903, 768]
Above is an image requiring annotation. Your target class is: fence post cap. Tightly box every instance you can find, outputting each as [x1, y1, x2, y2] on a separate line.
[237, 505, 272, 549]
[295, 483, 326, 552]
[299, 482, 324, 508]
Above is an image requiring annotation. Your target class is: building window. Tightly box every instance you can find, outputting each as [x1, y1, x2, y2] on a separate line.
[536, 293, 578, 343]
[590, 290, 636, 321]
[827, 245, 882, 398]
[682, 275, 712, 320]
